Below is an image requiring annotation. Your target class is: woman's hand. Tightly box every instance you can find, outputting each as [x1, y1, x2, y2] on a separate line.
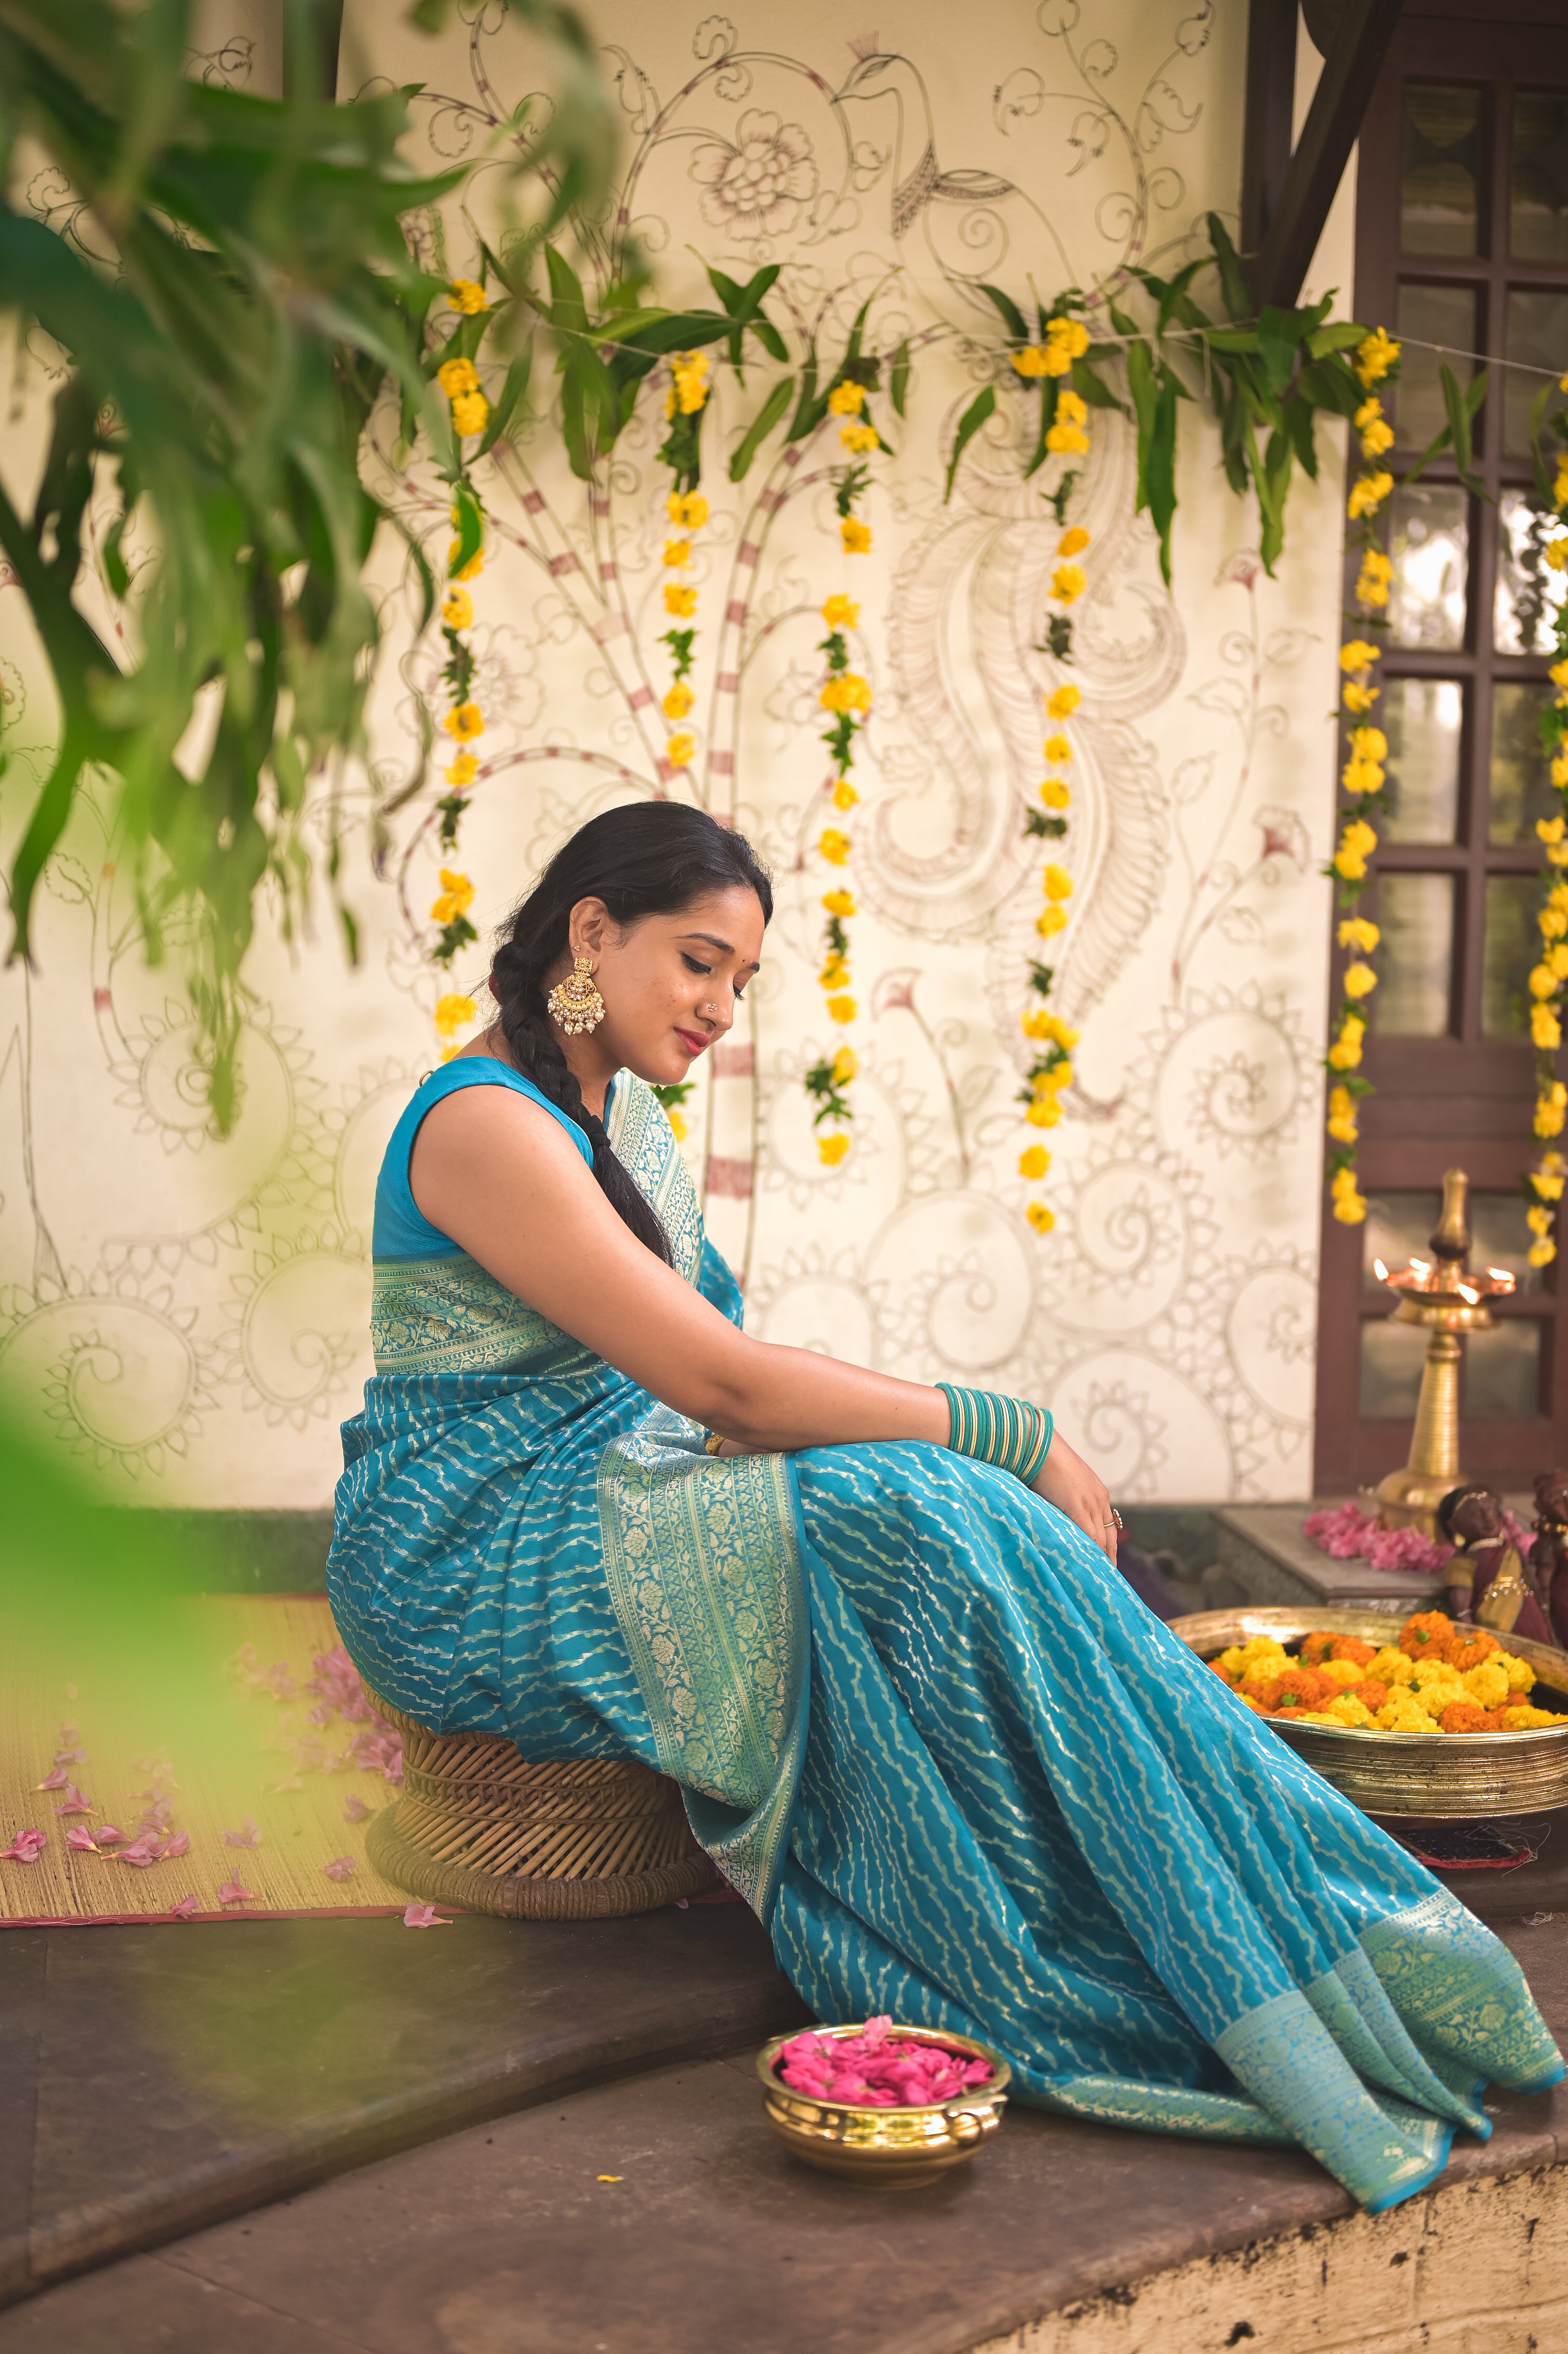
[1032, 1430, 1118, 1563]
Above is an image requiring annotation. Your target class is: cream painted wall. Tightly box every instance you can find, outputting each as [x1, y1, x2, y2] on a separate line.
[0, 0, 1358, 1507]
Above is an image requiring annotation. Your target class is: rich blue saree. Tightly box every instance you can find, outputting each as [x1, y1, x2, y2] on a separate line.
[329, 1060, 1562, 2213]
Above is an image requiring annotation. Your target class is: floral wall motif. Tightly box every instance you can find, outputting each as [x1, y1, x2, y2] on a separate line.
[0, 0, 1355, 1507]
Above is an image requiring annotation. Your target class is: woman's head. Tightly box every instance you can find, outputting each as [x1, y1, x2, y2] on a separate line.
[489, 803, 772, 1257]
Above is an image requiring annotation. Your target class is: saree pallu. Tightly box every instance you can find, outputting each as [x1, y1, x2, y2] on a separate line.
[328, 1073, 1562, 2213]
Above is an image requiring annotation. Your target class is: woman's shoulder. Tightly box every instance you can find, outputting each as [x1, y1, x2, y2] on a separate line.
[416, 1055, 594, 1167]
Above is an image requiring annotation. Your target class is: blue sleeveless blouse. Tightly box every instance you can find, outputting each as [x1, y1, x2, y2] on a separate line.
[372, 1057, 596, 1260]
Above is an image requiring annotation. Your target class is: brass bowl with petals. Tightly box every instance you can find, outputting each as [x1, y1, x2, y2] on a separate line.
[756, 2022, 1011, 2188]
[1171, 1606, 1568, 1820]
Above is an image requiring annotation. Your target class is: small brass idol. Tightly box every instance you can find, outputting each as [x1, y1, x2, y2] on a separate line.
[1370, 1169, 1515, 1537]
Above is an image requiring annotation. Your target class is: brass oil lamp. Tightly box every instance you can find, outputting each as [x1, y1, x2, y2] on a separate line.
[1369, 1168, 1516, 1535]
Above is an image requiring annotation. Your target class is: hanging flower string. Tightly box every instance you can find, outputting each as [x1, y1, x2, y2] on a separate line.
[804, 364, 885, 1166]
[1322, 326, 1403, 1225]
[1009, 304, 1093, 1236]
[1524, 386, 1568, 1261]
[429, 281, 493, 1064]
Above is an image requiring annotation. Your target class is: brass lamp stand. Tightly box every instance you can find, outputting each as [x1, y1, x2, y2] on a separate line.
[1370, 1168, 1516, 1535]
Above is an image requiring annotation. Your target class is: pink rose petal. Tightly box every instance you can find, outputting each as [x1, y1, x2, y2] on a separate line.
[65, 1825, 97, 1853]
[169, 1894, 199, 1919]
[322, 1855, 357, 1882]
[216, 1879, 255, 1906]
[2, 1829, 46, 1864]
[342, 1795, 369, 1823]
[402, 1903, 450, 1928]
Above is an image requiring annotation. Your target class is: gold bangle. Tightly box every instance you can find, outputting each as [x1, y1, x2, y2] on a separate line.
[703, 1430, 726, 1456]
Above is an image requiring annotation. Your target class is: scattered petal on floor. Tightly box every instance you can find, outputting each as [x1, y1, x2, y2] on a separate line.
[322, 1855, 357, 1881]
[119, 1835, 162, 1867]
[65, 1825, 97, 1853]
[35, 1768, 69, 1791]
[160, 1830, 190, 1860]
[402, 1903, 449, 1928]
[2, 1829, 46, 1864]
[53, 1746, 87, 1766]
[93, 1823, 128, 1847]
[342, 1795, 370, 1823]
[53, 1784, 94, 1816]
[223, 1817, 263, 1848]
[216, 1879, 255, 1905]
[169, 1894, 200, 1919]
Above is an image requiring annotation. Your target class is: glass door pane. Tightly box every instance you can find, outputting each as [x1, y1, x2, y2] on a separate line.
[1403, 85, 1484, 254]
[1383, 678, 1463, 843]
[1389, 483, 1470, 649]
[1360, 1318, 1428, 1415]
[1494, 492, 1568, 653]
[1489, 682, 1557, 842]
[1465, 1323, 1541, 1416]
[1392, 285, 1479, 451]
[1512, 92, 1568, 260]
[1504, 289, 1568, 456]
[1482, 874, 1539, 1034]
[1373, 874, 1456, 1034]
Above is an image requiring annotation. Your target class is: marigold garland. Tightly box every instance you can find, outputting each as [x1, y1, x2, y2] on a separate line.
[1523, 376, 1568, 1262]
[655, 350, 711, 785]
[1322, 328, 1404, 1225]
[803, 364, 886, 1166]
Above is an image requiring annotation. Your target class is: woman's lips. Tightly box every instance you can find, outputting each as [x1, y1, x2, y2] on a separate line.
[675, 1027, 710, 1057]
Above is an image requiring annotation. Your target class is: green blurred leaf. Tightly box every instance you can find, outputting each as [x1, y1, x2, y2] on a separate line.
[729, 376, 794, 480]
[943, 383, 995, 504]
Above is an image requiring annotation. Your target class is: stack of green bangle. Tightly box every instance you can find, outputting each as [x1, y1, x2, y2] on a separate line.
[938, 1383, 1052, 1486]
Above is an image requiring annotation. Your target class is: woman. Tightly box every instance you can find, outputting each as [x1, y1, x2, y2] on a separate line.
[330, 802, 1560, 2213]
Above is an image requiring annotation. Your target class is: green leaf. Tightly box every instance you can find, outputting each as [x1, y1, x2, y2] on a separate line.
[787, 347, 826, 441]
[1206, 213, 1253, 323]
[477, 341, 532, 454]
[890, 337, 910, 417]
[1438, 362, 1490, 499]
[729, 376, 794, 479]
[1283, 393, 1318, 481]
[1146, 371, 1179, 585]
[1069, 356, 1122, 413]
[943, 383, 995, 503]
[543, 243, 589, 335]
[1204, 328, 1262, 354]
[978, 283, 1028, 341]
[1308, 320, 1367, 358]
[1257, 306, 1303, 398]
[1529, 378, 1557, 505]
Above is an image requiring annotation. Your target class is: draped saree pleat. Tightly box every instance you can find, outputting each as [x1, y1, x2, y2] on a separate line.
[328, 1069, 1562, 2214]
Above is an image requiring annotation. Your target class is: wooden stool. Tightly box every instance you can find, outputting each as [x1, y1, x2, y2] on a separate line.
[363, 1698, 717, 1919]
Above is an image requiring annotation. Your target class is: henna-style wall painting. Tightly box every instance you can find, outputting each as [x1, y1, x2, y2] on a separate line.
[0, 0, 1354, 1507]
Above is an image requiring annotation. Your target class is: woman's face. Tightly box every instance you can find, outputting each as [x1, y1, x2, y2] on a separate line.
[562, 884, 766, 1086]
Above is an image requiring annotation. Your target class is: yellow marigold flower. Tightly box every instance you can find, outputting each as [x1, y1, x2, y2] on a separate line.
[1347, 471, 1393, 520]
[1039, 778, 1072, 810]
[827, 380, 867, 414]
[1552, 754, 1568, 787]
[1342, 960, 1378, 999]
[1547, 540, 1568, 572]
[448, 278, 489, 315]
[1557, 465, 1568, 514]
[1349, 726, 1388, 762]
[1342, 681, 1379, 715]
[1022, 1008, 1079, 1046]
[1045, 315, 1090, 370]
[450, 391, 489, 437]
[839, 420, 880, 455]
[437, 356, 480, 398]
[1035, 905, 1068, 939]
[1539, 815, 1567, 844]
[1327, 1018, 1366, 1070]
[666, 491, 709, 530]
[832, 777, 859, 812]
[1530, 962, 1561, 999]
[821, 888, 856, 918]
[1535, 1006, 1564, 1053]
[1025, 1092, 1062, 1127]
[1043, 863, 1073, 901]
[841, 517, 872, 555]
[1549, 943, 1568, 978]
[1358, 550, 1392, 586]
[1549, 842, 1568, 867]
[1544, 906, 1568, 940]
[445, 750, 478, 789]
[820, 673, 873, 716]
[1056, 387, 1089, 425]
[1045, 418, 1090, 455]
[1359, 417, 1394, 460]
[1025, 1201, 1056, 1234]
[830, 1045, 858, 1086]
[818, 827, 852, 866]
[1331, 1182, 1368, 1226]
[441, 586, 474, 632]
[1326, 1085, 1358, 1144]
[665, 1105, 688, 1142]
[443, 701, 484, 742]
[1059, 526, 1090, 557]
[665, 731, 696, 770]
[1018, 1144, 1051, 1179]
[1527, 1201, 1555, 1237]
[448, 541, 484, 583]
[671, 350, 710, 413]
[1341, 757, 1384, 796]
[1551, 659, 1568, 688]
[1353, 396, 1384, 433]
[826, 994, 857, 1025]
[430, 868, 475, 924]
[663, 539, 692, 569]
[1354, 564, 1391, 609]
[663, 682, 694, 721]
[1337, 916, 1380, 952]
[1043, 733, 1074, 764]
[819, 954, 850, 989]
[1532, 1168, 1565, 1201]
[1354, 326, 1400, 387]
[1536, 1081, 1567, 1137]
[1530, 1239, 1559, 1268]
[1051, 562, 1087, 605]
[1011, 346, 1050, 378]
[821, 594, 860, 631]
[818, 1131, 851, 1167]
[434, 992, 477, 1039]
[1340, 639, 1382, 673]
[1047, 683, 1081, 720]
[664, 582, 698, 619]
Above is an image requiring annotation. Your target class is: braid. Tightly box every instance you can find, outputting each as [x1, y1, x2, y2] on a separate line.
[490, 935, 674, 1264]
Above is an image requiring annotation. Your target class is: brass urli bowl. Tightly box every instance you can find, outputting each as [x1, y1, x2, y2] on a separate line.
[1172, 1607, 1568, 1821]
[756, 2022, 1011, 2188]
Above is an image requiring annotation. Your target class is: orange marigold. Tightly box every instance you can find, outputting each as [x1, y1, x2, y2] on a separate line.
[1400, 1611, 1455, 1659]
[1301, 1632, 1337, 1666]
[1438, 1699, 1495, 1734]
[1352, 1680, 1389, 1712]
[1250, 1667, 1335, 1713]
[1446, 1630, 1501, 1672]
[1328, 1635, 1377, 1667]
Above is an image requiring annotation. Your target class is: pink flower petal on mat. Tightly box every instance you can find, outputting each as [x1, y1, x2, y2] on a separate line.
[217, 1879, 255, 1906]
[169, 1894, 199, 1919]
[402, 1904, 449, 1929]
[119, 1835, 162, 1867]
[2, 1829, 46, 1864]
[36, 1768, 69, 1791]
[382, 1755, 404, 1786]
[53, 1746, 87, 1766]
[160, 1831, 190, 1861]
[322, 1855, 357, 1882]
[65, 1825, 97, 1853]
[223, 1817, 263, 1849]
[53, 1785, 94, 1816]
[342, 1795, 369, 1823]
[93, 1823, 128, 1847]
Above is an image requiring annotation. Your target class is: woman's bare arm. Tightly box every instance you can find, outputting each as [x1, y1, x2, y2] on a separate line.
[410, 1088, 1115, 1554]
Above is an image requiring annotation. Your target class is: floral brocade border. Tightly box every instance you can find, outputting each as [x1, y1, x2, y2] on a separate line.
[604, 1073, 704, 1284]
[370, 1252, 562, 1375]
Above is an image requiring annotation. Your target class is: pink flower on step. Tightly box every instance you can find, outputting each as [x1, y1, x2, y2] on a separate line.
[216, 1879, 255, 1906]
[160, 1831, 190, 1861]
[36, 1768, 69, 1791]
[93, 1824, 128, 1847]
[169, 1895, 200, 1920]
[54, 1745, 87, 1765]
[323, 1855, 357, 1882]
[53, 1784, 94, 1816]
[2, 1829, 46, 1864]
[342, 1795, 369, 1824]
[402, 1904, 449, 1929]
[119, 1835, 163, 1867]
[223, 1818, 263, 1850]
[383, 1754, 404, 1787]
[65, 1825, 97, 1853]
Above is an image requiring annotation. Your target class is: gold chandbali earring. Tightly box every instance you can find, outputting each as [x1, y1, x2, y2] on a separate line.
[547, 953, 606, 1036]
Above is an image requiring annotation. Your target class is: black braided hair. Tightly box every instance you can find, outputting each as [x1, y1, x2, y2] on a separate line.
[489, 803, 774, 1261]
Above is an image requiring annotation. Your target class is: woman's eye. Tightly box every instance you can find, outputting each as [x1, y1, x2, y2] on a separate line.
[681, 953, 712, 975]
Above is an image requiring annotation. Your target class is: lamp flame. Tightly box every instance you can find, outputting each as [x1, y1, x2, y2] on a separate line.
[1373, 1258, 1389, 1281]
[1457, 1283, 1479, 1303]
[1409, 1257, 1431, 1275]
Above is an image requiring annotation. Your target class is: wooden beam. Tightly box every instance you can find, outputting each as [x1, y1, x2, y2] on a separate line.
[1241, 0, 1299, 256]
[1248, 0, 1404, 312]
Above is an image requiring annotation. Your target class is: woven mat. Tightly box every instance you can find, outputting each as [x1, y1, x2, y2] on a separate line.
[0, 1596, 423, 1925]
